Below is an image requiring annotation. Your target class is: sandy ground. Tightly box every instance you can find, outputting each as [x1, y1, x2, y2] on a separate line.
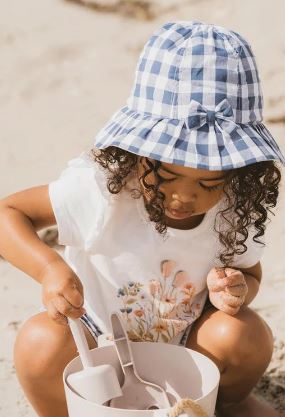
[0, 0, 285, 416]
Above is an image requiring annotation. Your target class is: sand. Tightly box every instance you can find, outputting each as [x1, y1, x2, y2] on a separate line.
[0, 0, 284, 415]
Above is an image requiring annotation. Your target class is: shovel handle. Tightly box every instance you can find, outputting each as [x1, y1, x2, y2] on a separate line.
[110, 312, 133, 368]
[68, 318, 93, 368]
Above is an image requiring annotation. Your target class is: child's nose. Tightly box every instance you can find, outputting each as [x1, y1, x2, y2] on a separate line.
[171, 191, 197, 207]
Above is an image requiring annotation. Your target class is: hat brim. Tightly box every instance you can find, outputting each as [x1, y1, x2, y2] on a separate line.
[93, 106, 285, 170]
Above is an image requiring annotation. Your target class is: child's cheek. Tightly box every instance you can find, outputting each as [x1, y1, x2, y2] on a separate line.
[212, 188, 224, 204]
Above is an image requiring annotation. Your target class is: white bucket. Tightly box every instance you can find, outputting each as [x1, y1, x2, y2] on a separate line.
[63, 335, 220, 417]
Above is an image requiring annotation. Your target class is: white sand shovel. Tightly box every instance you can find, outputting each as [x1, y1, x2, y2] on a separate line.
[109, 312, 171, 410]
[67, 318, 122, 405]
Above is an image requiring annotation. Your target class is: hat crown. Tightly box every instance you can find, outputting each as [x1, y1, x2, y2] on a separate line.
[94, 21, 285, 170]
[127, 21, 263, 124]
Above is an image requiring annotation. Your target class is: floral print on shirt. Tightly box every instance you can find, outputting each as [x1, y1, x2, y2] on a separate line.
[116, 259, 203, 343]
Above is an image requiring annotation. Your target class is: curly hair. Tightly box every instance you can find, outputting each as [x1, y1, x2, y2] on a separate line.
[88, 146, 281, 266]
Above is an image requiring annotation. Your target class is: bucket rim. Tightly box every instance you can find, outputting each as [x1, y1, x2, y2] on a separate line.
[63, 342, 220, 412]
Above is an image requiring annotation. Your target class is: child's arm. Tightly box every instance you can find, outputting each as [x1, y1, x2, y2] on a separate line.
[238, 262, 261, 305]
[0, 185, 60, 279]
[0, 185, 85, 324]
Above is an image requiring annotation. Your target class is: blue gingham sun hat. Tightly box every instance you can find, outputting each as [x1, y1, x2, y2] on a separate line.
[94, 21, 285, 170]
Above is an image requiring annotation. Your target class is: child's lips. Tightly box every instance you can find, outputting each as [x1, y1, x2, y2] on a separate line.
[166, 207, 194, 219]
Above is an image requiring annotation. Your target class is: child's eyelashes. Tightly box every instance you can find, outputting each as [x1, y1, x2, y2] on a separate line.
[157, 175, 176, 183]
[155, 171, 224, 191]
[156, 172, 176, 182]
[199, 182, 223, 192]
[158, 176, 223, 191]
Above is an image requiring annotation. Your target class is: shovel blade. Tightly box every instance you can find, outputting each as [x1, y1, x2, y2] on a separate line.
[67, 364, 122, 404]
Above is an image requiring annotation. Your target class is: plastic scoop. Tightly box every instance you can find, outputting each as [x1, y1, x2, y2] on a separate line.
[109, 312, 171, 410]
[66, 318, 122, 405]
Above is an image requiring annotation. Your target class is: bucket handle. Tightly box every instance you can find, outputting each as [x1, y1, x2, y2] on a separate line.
[168, 398, 210, 417]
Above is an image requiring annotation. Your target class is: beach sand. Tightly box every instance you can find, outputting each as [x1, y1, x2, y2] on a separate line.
[0, 0, 284, 415]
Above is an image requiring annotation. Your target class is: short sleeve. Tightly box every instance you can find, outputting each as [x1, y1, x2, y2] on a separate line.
[48, 152, 110, 248]
[230, 226, 266, 268]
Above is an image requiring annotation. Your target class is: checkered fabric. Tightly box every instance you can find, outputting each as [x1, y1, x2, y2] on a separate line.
[94, 21, 285, 170]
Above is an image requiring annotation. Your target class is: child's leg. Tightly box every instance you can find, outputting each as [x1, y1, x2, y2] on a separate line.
[14, 312, 97, 417]
[186, 306, 283, 417]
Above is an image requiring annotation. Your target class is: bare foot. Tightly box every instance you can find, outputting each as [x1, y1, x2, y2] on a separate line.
[216, 394, 284, 417]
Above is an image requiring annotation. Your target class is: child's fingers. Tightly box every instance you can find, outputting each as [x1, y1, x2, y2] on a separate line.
[207, 267, 227, 291]
[207, 274, 231, 292]
[218, 267, 245, 286]
[207, 268, 246, 292]
[207, 277, 228, 292]
[225, 284, 248, 297]
[210, 271, 246, 290]
[207, 267, 238, 292]
[219, 302, 240, 316]
[224, 267, 239, 276]
[209, 292, 240, 315]
[53, 295, 85, 319]
[208, 279, 244, 293]
[224, 272, 245, 287]
[221, 292, 244, 308]
[62, 284, 84, 309]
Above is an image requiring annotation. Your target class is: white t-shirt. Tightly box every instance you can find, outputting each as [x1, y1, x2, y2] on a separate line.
[48, 151, 265, 344]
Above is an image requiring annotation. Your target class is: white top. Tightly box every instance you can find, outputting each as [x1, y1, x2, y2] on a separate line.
[49, 151, 265, 343]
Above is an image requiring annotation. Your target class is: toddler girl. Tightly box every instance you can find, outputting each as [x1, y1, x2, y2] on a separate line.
[0, 21, 284, 417]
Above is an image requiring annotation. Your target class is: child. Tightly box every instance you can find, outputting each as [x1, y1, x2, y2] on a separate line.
[0, 21, 284, 417]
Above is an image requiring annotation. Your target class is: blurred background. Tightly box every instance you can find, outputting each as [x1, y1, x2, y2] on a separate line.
[1, 0, 285, 415]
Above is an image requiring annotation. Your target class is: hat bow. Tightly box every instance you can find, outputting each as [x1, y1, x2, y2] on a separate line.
[185, 98, 238, 134]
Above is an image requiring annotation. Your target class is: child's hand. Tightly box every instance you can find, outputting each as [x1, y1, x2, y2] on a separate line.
[40, 259, 85, 325]
[206, 267, 248, 315]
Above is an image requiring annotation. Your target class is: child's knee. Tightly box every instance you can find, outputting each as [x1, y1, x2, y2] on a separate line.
[14, 312, 76, 380]
[212, 307, 273, 367]
[189, 306, 273, 372]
